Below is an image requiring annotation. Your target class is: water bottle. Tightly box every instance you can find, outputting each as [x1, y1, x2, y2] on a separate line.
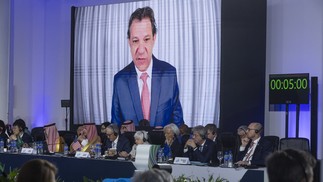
[64, 144, 69, 155]
[228, 150, 233, 167]
[39, 142, 44, 154]
[163, 145, 170, 161]
[95, 143, 101, 158]
[224, 151, 229, 167]
[11, 140, 17, 153]
[0, 139, 4, 153]
[32, 142, 37, 154]
[167, 148, 173, 161]
[157, 147, 164, 163]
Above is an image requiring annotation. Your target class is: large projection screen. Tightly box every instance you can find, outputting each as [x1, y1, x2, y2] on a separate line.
[73, 0, 221, 127]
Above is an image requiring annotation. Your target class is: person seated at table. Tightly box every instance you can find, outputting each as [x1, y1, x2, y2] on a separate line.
[234, 125, 249, 161]
[100, 122, 111, 153]
[183, 125, 215, 164]
[235, 122, 273, 166]
[179, 123, 190, 147]
[205, 123, 222, 150]
[105, 124, 131, 157]
[139, 119, 150, 127]
[70, 123, 101, 153]
[44, 123, 64, 153]
[16, 159, 57, 182]
[9, 119, 33, 148]
[266, 149, 316, 182]
[132, 168, 173, 182]
[120, 120, 135, 134]
[0, 120, 9, 148]
[162, 123, 183, 160]
[129, 130, 150, 159]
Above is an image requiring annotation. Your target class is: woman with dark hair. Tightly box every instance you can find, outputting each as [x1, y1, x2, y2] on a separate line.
[9, 119, 33, 148]
[0, 120, 8, 148]
[17, 159, 57, 182]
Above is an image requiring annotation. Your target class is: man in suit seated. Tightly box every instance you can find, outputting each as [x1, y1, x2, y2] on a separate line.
[183, 125, 215, 164]
[105, 124, 131, 158]
[235, 122, 273, 166]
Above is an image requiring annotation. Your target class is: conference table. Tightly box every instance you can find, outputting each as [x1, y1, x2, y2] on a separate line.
[171, 164, 268, 182]
[0, 153, 136, 181]
[0, 153, 267, 181]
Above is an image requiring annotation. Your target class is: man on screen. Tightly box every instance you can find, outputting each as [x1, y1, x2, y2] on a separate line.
[111, 6, 184, 127]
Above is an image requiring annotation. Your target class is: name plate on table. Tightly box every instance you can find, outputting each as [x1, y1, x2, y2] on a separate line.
[75, 151, 90, 158]
[173, 157, 190, 165]
[21, 148, 33, 154]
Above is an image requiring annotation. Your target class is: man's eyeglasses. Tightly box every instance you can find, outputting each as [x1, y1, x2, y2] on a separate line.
[106, 133, 114, 137]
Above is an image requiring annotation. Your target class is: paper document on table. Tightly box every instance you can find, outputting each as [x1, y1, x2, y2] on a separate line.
[134, 144, 159, 170]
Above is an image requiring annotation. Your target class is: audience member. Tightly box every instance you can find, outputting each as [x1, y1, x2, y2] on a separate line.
[44, 123, 64, 153]
[179, 123, 190, 147]
[100, 122, 111, 153]
[70, 124, 101, 153]
[183, 125, 215, 164]
[234, 125, 249, 161]
[0, 120, 8, 148]
[16, 159, 57, 182]
[137, 119, 152, 131]
[105, 124, 131, 157]
[5, 124, 13, 136]
[266, 149, 316, 182]
[120, 120, 136, 134]
[139, 119, 150, 127]
[132, 168, 173, 182]
[162, 123, 183, 159]
[205, 123, 222, 151]
[237, 125, 248, 137]
[235, 122, 273, 166]
[9, 119, 33, 148]
[129, 130, 149, 159]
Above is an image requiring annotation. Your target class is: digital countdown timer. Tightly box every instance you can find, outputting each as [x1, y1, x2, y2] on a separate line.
[269, 73, 309, 104]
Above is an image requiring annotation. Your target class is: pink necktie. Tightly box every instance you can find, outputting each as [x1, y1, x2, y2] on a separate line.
[140, 72, 150, 120]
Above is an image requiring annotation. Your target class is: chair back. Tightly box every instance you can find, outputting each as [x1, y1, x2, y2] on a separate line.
[122, 132, 136, 148]
[148, 130, 165, 145]
[58, 130, 77, 147]
[279, 137, 310, 152]
[31, 127, 45, 142]
[263, 135, 280, 152]
[220, 132, 236, 152]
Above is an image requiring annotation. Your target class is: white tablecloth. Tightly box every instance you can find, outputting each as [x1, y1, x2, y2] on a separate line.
[171, 164, 268, 182]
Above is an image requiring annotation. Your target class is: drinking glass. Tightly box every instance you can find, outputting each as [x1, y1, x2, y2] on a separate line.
[217, 151, 223, 166]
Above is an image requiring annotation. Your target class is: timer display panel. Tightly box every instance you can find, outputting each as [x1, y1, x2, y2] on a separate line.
[269, 73, 309, 104]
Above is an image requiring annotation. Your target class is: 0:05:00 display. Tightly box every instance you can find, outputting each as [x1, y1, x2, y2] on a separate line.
[270, 78, 308, 90]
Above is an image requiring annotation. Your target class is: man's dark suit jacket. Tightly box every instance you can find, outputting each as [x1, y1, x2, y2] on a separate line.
[105, 135, 131, 153]
[236, 137, 273, 166]
[111, 56, 183, 127]
[183, 138, 215, 163]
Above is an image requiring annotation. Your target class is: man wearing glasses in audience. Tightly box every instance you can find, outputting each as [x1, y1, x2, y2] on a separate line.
[105, 124, 131, 158]
[235, 122, 273, 166]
